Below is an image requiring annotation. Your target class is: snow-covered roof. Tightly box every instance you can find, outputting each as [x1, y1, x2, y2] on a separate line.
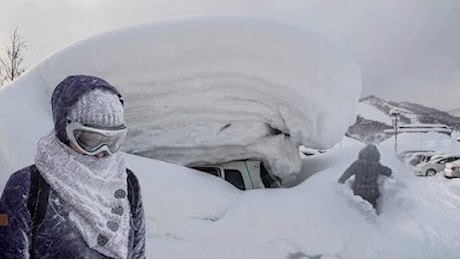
[384, 123, 452, 136]
[399, 123, 451, 129]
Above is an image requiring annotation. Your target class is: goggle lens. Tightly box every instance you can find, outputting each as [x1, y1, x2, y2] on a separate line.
[74, 130, 125, 153]
[66, 121, 128, 155]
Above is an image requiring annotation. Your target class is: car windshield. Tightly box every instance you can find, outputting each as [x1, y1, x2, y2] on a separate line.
[448, 159, 460, 166]
[224, 170, 245, 190]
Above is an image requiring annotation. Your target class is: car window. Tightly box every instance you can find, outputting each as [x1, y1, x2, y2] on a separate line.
[446, 158, 453, 163]
[260, 163, 280, 188]
[224, 169, 245, 190]
[193, 167, 222, 177]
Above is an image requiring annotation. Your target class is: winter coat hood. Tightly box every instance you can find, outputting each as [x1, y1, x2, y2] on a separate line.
[358, 144, 380, 162]
[51, 75, 123, 145]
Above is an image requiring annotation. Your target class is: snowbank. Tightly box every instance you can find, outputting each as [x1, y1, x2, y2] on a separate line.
[126, 139, 460, 258]
[0, 16, 361, 180]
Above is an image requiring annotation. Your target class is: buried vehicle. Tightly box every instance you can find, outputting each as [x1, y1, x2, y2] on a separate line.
[192, 160, 281, 190]
[0, 17, 362, 189]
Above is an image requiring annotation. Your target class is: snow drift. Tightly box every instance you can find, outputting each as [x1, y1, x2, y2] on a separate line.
[0, 16, 361, 181]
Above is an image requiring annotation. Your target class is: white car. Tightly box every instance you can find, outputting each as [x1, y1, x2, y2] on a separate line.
[398, 150, 436, 167]
[414, 154, 460, 177]
[444, 159, 460, 178]
[192, 160, 281, 190]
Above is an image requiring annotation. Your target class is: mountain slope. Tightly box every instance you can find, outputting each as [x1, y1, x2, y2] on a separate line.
[347, 95, 460, 143]
[448, 108, 460, 117]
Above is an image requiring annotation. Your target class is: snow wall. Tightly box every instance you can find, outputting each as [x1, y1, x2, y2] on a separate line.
[0, 16, 362, 181]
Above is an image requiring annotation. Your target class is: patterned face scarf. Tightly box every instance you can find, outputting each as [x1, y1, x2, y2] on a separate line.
[35, 131, 130, 259]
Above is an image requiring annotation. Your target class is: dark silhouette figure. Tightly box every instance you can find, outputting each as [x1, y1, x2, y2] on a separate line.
[338, 144, 392, 209]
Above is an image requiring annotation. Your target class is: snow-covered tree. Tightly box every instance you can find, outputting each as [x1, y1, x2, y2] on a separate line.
[0, 28, 27, 87]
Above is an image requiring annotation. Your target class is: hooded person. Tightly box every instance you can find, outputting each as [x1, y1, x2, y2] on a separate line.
[338, 144, 392, 210]
[0, 75, 145, 258]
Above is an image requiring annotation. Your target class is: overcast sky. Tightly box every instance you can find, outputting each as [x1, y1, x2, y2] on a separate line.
[1, 0, 459, 111]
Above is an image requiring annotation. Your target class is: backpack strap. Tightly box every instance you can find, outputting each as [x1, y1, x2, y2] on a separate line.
[27, 165, 51, 257]
[126, 168, 139, 217]
[27, 165, 51, 235]
[27, 165, 40, 221]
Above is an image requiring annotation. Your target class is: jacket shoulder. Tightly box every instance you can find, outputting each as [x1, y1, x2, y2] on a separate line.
[347, 160, 364, 171]
[3, 166, 33, 191]
[0, 165, 33, 214]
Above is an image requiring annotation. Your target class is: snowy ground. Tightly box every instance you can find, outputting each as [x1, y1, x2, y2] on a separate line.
[3, 129, 460, 257]
[122, 133, 460, 258]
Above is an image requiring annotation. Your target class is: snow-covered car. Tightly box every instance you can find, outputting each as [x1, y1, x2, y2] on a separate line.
[414, 154, 460, 176]
[398, 150, 435, 167]
[0, 16, 362, 185]
[192, 160, 281, 190]
[408, 153, 435, 167]
[443, 159, 460, 178]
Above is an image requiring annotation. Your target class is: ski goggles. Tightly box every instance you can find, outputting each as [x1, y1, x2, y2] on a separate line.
[66, 120, 128, 156]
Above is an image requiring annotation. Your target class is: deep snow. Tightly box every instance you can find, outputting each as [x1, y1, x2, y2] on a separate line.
[2, 16, 460, 258]
[0, 16, 362, 182]
[125, 133, 460, 258]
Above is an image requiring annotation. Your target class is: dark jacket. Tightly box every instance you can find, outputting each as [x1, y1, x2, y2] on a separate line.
[338, 144, 392, 199]
[0, 166, 145, 258]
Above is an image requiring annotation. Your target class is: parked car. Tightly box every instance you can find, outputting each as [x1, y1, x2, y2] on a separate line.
[443, 159, 460, 178]
[408, 153, 436, 167]
[414, 154, 460, 177]
[398, 150, 436, 167]
[192, 160, 281, 190]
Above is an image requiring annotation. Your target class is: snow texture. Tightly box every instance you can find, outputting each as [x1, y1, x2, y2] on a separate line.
[0, 16, 362, 181]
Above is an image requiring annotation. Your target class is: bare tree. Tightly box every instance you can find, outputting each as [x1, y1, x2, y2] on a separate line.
[0, 28, 27, 87]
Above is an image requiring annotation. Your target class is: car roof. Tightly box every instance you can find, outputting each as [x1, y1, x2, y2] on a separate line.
[430, 154, 460, 161]
[400, 150, 435, 154]
[448, 159, 460, 166]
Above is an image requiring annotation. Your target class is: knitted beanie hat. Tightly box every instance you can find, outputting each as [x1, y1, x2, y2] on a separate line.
[68, 88, 125, 128]
[51, 75, 124, 145]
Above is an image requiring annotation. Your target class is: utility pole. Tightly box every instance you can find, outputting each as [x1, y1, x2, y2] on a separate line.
[390, 108, 401, 154]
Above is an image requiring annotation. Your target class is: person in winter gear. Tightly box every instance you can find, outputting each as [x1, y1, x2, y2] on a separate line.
[0, 75, 145, 258]
[338, 144, 392, 209]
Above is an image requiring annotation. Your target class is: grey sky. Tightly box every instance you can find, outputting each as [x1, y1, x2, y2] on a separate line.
[1, 0, 459, 111]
